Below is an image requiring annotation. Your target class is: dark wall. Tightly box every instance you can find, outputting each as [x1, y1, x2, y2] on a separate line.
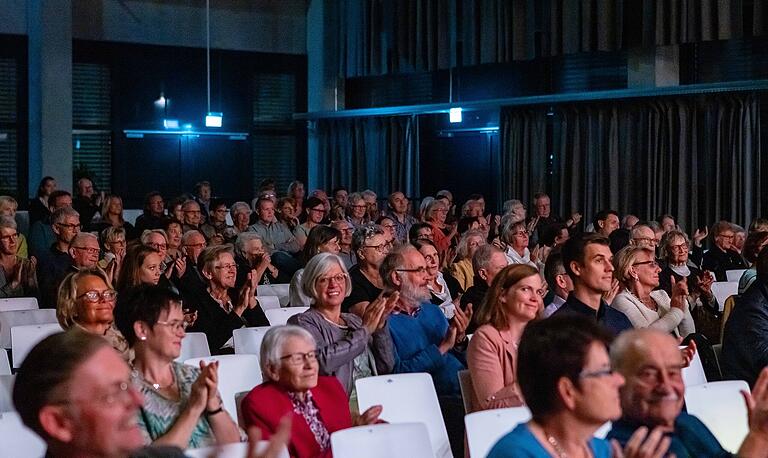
[74, 40, 307, 207]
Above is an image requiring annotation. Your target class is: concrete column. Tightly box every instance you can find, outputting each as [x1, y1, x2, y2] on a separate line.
[28, 0, 73, 195]
[627, 45, 680, 88]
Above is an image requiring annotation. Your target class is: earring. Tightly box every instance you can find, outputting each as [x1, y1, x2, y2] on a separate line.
[139, 336, 147, 341]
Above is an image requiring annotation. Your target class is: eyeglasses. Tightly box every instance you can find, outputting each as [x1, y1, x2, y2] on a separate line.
[350, 204, 367, 209]
[632, 260, 659, 268]
[316, 273, 348, 286]
[147, 242, 167, 250]
[73, 246, 100, 255]
[184, 210, 201, 214]
[669, 242, 689, 251]
[364, 243, 390, 253]
[280, 351, 317, 365]
[77, 289, 118, 303]
[185, 242, 207, 249]
[381, 224, 396, 229]
[155, 319, 189, 332]
[512, 230, 529, 237]
[579, 367, 615, 379]
[54, 381, 135, 406]
[56, 223, 81, 230]
[108, 239, 126, 246]
[719, 233, 735, 239]
[396, 266, 428, 274]
[633, 237, 658, 245]
[214, 263, 237, 271]
[309, 207, 327, 214]
[0, 232, 18, 242]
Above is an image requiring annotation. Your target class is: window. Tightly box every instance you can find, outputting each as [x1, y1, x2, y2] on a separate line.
[73, 63, 111, 191]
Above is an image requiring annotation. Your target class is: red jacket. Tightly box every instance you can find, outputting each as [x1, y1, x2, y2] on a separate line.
[241, 376, 352, 458]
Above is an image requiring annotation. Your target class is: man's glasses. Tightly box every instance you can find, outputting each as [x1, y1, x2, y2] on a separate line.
[214, 264, 237, 271]
[364, 243, 390, 253]
[396, 266, 428, 274]
[0, 232, 18, 242]
[77, 289, 118, 303]
[73, 246, 100, 255]
[280, 351, 317, 365]
[56, 223, 81, 230]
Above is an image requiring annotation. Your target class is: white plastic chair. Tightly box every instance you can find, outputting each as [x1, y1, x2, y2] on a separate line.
[685, 380, 750, 453]
[726, 269, 747, 282]
[0, 411, 47, 457]
[264, 307, 309, 326]
[175, 332, 211, 362]
[331, 423, 434, 458]
[465, 406, 531, 458]
[356, 373, 452, 458]
[681, 346, 707, 387]
[711, 281, 739, 312]
[257, 296, 281, 312]
[0, 298, 38, 312]
[11, 323, 62, 368]
[0, 374, 14, 412]
[0, 349, 10, 376]
[233, 326, 272, 355]
[257, 284, 291, 307]
[0, 309, 58, 348]
[185, 354, 262, 420]
[186, 441, 289, 458]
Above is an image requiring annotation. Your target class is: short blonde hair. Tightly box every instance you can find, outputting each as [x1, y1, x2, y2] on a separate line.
[612, 245, 654, 286]
[56, 267, 113, 328]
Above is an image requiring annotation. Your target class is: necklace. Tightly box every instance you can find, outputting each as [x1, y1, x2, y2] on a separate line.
[624, 288, 657, 311]
[135, 365, 175, 391]
[546, 434, 568, 458]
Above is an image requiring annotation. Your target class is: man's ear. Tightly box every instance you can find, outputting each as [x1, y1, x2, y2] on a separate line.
[39, 405, 75, 444]
[569, 261, 583, 279]
[390, 270, 403, 288]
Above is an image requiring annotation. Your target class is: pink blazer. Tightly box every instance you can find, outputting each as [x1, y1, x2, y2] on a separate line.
[466, 324, 524, 412]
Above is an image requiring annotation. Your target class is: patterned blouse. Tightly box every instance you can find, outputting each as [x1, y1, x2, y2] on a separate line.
[133, 362, 216, 449]
[288, 390, 331, 452]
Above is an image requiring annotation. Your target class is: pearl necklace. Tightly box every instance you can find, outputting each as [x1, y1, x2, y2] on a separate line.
[546, 434, 568, 458]
[624, 288, 657, 311]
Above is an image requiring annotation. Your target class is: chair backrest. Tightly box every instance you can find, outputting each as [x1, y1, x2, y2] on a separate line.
[0, 298, 38, 312]
[184, 354, 262, 419]
[711, 281, 739, 312]
[331, 423, 434, 458]
[0, 349, 10, 376]
[264, 307, 309, 326]
[11, 323, 63, 368]
[726, 269, 747, 282]
[457, 370, 475, 414]
[0, 411, 47, 458]
[685, 380, 750, 453]
[257, 284, 291, 307]
[0, 309, 58, 348]
[356, 373, 452, 458]
[174, 332, 211, 362]
[465, 406, 531, 458]
[233, 326, 272, 355]
[185, 441, 289, 458]
[234, 390, 249, 428]
[257, 296, 281, 312]
[681, 346, 707, 387]
[0, 374, 15, 412]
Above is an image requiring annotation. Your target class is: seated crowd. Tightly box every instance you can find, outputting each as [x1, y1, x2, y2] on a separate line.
[8, 176, 768, 457]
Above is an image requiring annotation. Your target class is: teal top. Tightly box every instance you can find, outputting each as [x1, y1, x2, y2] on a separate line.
[133, 362, 215, 449]
[488, 423, 611, 458]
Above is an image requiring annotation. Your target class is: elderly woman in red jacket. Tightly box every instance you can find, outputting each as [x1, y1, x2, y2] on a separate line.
[241, 325, 382, 458]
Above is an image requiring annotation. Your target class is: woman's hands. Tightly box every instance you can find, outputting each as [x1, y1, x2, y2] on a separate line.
[235, 272, 258, 316]
[361, 292, 399, 333]
[670, 275, 689, 311]
[353, 405, 383, 426]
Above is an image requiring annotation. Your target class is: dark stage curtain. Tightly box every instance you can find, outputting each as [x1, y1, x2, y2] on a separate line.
[498, 107, 549, 205]
[501, 93, 764, 232]
[315, 116, 420, 198]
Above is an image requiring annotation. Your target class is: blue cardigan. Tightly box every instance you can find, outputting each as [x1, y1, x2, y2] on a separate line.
[387, 302, 465, 396]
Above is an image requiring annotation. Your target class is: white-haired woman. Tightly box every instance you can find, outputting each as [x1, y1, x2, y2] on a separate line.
[242, 325, 382, 458]
[288, 253, 397, 403]
[229, 201, 252, 238]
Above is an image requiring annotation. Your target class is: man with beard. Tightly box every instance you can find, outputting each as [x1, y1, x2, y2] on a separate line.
[381, 245, 472, 396]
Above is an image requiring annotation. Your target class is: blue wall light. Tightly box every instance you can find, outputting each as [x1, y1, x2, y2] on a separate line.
[163, 119, 179, 129]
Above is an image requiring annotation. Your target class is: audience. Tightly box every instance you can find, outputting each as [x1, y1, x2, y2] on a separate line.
[488, 315, 659, 458]
[288, 225, 342, 307]
[412, 239, 462, 318]
[288, 253, 395, 402]
[188, 244, 268, 353]
[423, 198, 455, 256]
[703, 220, 748, 281]
[242, 325, 381, 458]
[28, 190, 73, 261]
[200, 198, 229, 244]
[611, 245, 695, 338]
[28, 176, 57, 225]
[447, 229, 486, 291]
[114, 285, 241, 449]
[56, 267, 130, 362]
[610, 328, 768, 456]
[657, 230, 717, 312]
[92, 195, 136, 240]
[553, 233, 632, 335]
[233, 232, 280, 289]
[37, 207, 80, 308]
[342, 224, 389, 314]
[116, 244, 163, 291]
[248, 197, 302, 276]
[386, 191, 418, 243]
[0, 215, 37, 297]
[593, 209, 620, 237]
[738, 230, 768, 294]
[181, 200, 203, 234]
[99, 226, 127, 280]
[229, 201, 252, 238]
[72, 178, 102, 226]
[462, 244, 509, 331]
[722, 249, 768, 386]
[345, 192, 368, 228]
[330, 219, 356, 269]
[294, 196, 326, 249]
[467, 264, 542, 412]
[135, 191, 167, 232]
[0, 195, 29, 258]
[542, 251, 573, 317]
[163, 219, 184, 260]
